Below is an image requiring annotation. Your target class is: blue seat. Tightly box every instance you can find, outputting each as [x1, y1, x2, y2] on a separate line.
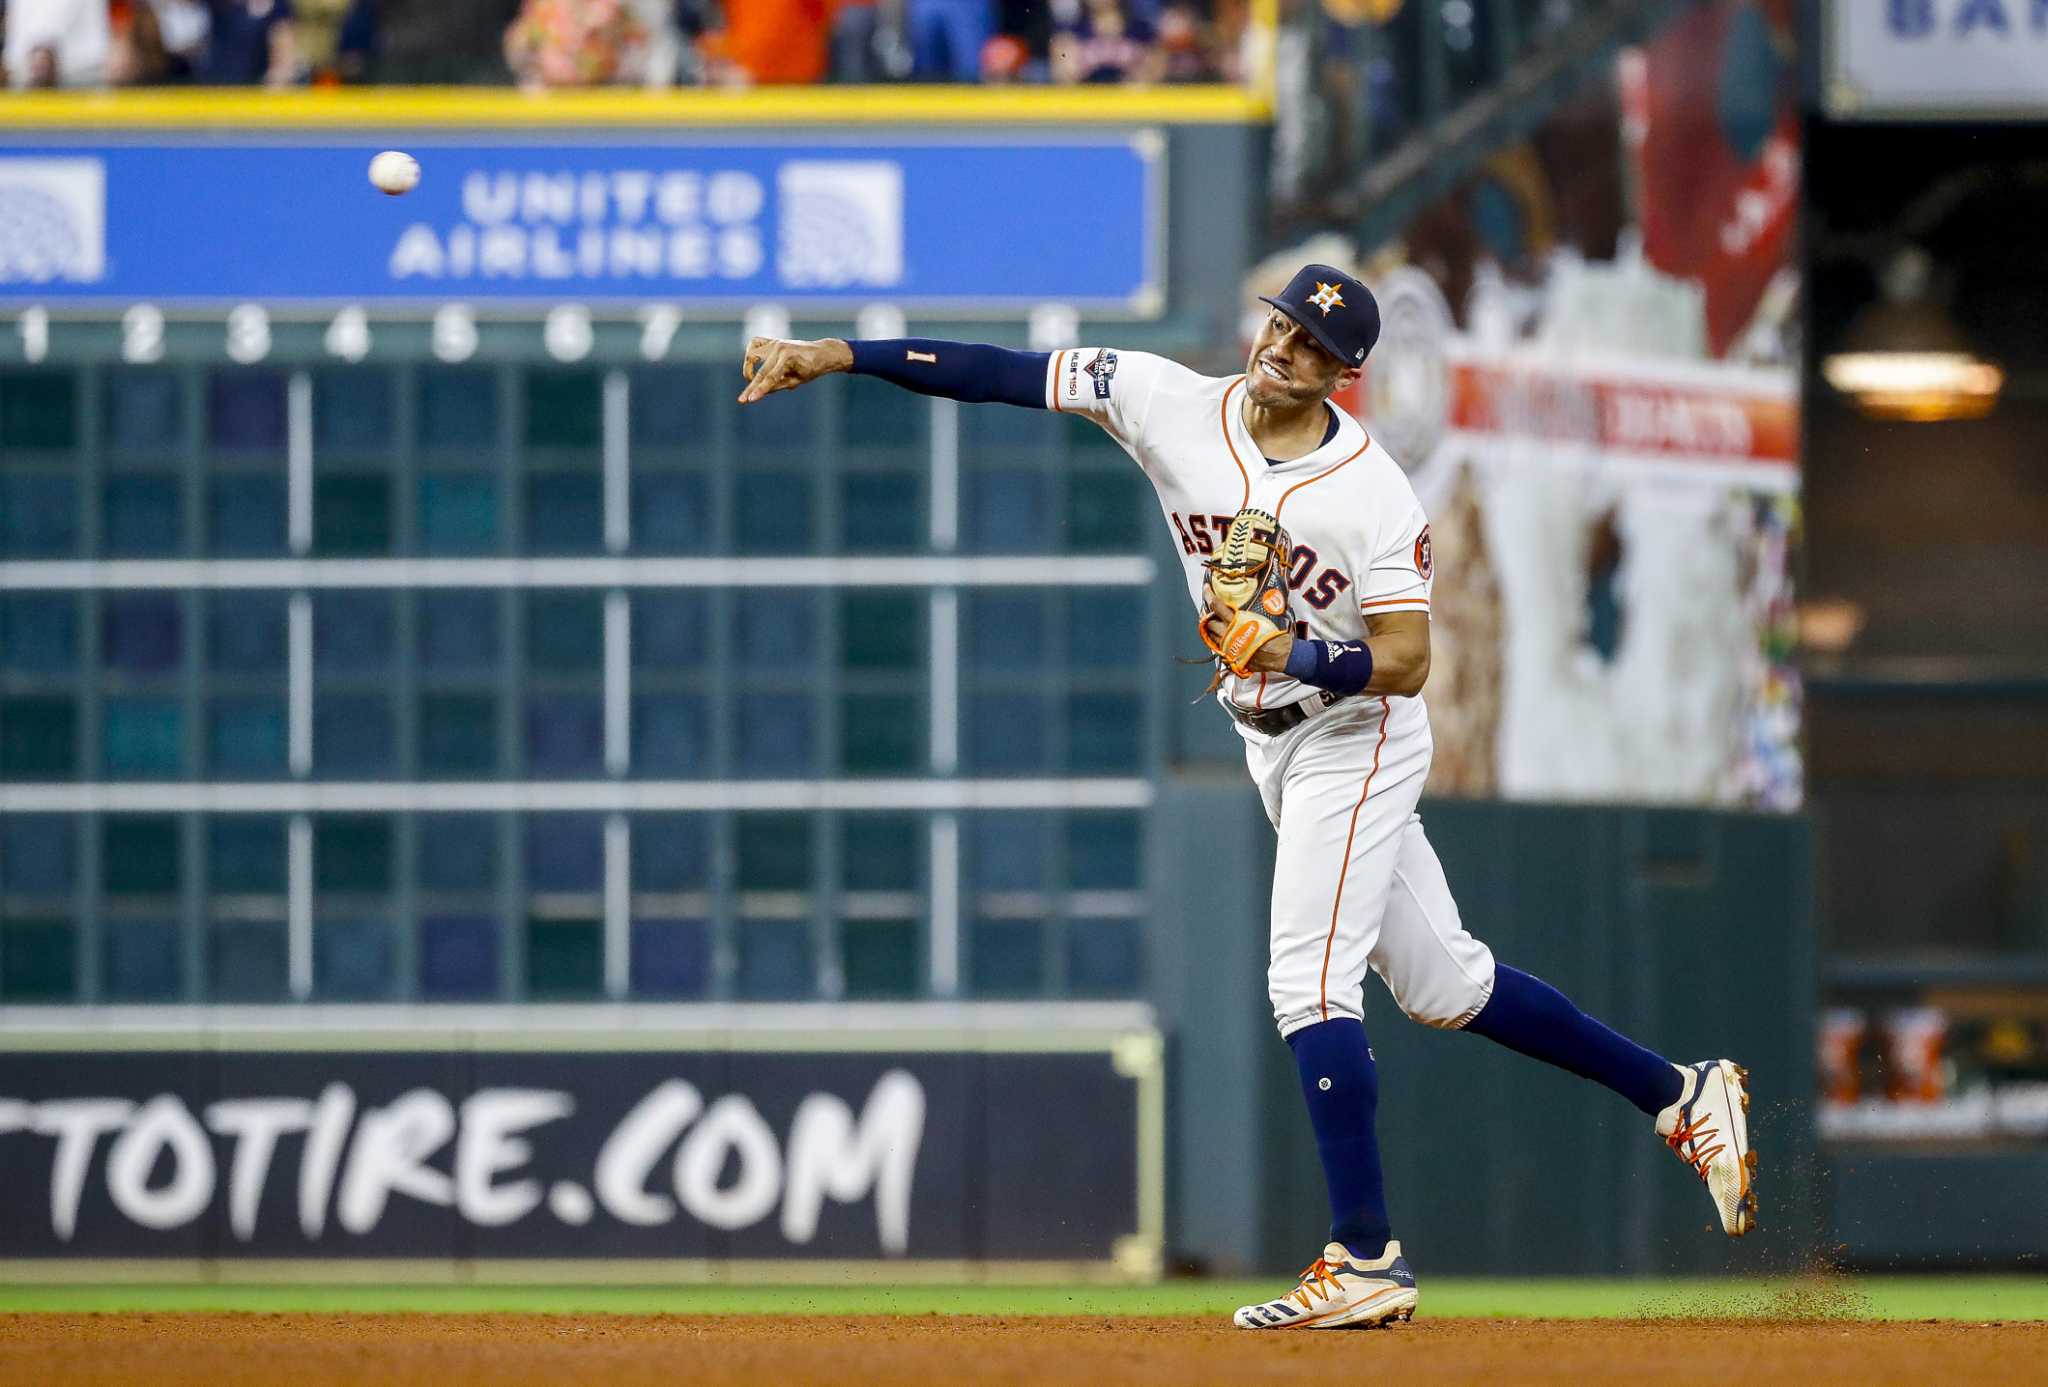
[102, 368, 181, 454]
[209, 816, 287, 893]
[209, 922, 287, 1002]
[2, 816, 73, 894]
[418, 475, 498, 554]
[207, 475, 288, 557]
[313, 696, 396, 775]
[0, 594, 76, 672]
[207, 368, 287, 452]
[631, 473, 710, 554]
[0, 474, 75, 556]
[102, 698, 181, 777]
[968, 812, 1051, 891]
[1067, 917, 1143, 997]
[971, 920, 1045, 997]
[103, 817, 180, 895]
[631, 920, 712, 999]
[735, 471, 812, 553]
[968, 694, 1047, 773]
[312, 367, 395, 453]
[0, 698, 76, 777]
[419, 915, 500, 999]
[316, 918, 395, 1000]
[841, 920, 920, 999]
[2, 919, 76, 1000]
[101, 918, 181, 1000]
[525, 918, 602, 998]
[103, 475, 181, 556]
[839, 471, 921, 551]
[737, 920, 814, 999]
[313, 816, 392, 894]
[417, 591, 501, 670]
[735, 695, 815, 777]
[312, 591, 394, 669]
[208, 593, 286, 672]
[631, 695, 710, 776]
[525, 696, 604, 777]
[524, 814, 602, 893]
[416, 367, 498, 449]
[1067, 812, 1142, 890]
[102, 593, 182, 674]
[631, 815, 711, 892]
[525, 472, 602, 553]
[418, 816, 498, 892]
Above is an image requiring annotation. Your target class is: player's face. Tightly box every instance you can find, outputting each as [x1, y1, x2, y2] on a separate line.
[1245, 307, 1351, 407]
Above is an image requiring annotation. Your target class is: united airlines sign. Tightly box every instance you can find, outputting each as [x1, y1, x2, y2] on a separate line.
[1826, 0, 2048, 118]
[0, 138, 1161, 312]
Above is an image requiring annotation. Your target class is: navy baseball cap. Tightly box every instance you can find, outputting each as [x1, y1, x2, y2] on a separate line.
[1259, 263, 1381, 368]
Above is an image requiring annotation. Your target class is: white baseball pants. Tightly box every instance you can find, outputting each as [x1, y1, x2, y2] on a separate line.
[1243, 696, 1498, 1039]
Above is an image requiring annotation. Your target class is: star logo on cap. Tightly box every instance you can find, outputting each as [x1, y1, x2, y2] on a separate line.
[1308, 282, 1345, 315]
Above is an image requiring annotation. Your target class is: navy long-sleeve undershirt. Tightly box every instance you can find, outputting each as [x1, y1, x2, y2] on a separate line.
[848, 339, 1049, 408]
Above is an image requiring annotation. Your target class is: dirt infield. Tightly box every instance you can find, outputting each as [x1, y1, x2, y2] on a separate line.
[4, 1314, 2045, 1387]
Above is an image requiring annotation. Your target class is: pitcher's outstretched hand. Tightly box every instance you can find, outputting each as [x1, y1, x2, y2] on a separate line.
[738, 337, 853, 404]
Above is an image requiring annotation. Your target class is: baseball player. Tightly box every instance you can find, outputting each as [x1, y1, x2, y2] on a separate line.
[738, 263, 1756, 1329]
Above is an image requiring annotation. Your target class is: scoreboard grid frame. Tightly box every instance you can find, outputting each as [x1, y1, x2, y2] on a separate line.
[0, 352, 1174, 1009]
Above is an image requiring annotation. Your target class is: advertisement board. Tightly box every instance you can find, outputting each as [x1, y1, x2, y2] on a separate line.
[1303, 0, 1803, 808]
[0, 138, 1162, 312]
[0, 1022, 1163, 1277]
[1355, 269, 1799, 808]
[1825, 0, 2048, 119]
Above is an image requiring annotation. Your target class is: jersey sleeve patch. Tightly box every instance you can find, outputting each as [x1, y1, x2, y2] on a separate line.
[1085, 349, 1118, 399]
[1048, 347, 1161, 444]
[1357, 500, 1434, 610]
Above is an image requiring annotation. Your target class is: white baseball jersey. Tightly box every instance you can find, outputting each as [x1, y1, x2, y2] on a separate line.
[1048, 346, 1495, 1037]
[1047, 347, 1434, 727]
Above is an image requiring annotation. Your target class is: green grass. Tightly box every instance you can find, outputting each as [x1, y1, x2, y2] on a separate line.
[0, 1278, 2044, 1321]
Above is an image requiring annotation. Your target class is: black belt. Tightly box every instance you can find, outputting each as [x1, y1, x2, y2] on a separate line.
[1226, 688, 1344, 736]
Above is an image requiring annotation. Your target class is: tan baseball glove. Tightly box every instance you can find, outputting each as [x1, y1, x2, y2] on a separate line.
[1199, 507, 1294, 685]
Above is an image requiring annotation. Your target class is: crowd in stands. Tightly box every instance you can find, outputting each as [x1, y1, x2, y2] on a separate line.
[0, 0, 1250, 88]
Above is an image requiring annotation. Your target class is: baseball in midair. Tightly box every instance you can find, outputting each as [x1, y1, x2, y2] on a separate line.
[368, 150, 421, 196]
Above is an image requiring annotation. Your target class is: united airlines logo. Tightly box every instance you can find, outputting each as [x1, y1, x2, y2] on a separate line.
[0, 159, 107, 285]
[776, 161, 905, 289]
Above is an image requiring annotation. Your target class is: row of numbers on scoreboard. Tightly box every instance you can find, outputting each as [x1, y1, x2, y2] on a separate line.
[2, 304, 1085, 368]
[7, 304, 750, 367]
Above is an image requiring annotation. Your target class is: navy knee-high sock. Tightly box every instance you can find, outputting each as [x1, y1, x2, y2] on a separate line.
[1287, 1017, 1393, 1260]
[1465, 964, 1684, 1116]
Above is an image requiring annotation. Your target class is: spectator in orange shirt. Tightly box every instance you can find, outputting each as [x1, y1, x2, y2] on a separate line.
[504, 0, 647, 86]
[698, 0, 827, 84]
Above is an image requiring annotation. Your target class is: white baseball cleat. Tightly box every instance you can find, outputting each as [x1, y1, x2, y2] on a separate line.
[1232, 1240, 1418, 1329]
[1657, 1059, 1757, 1237]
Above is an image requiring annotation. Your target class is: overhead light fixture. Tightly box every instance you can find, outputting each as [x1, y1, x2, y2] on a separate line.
[1821, 250, 2003, 422]
[1821, 352, 2003, 421]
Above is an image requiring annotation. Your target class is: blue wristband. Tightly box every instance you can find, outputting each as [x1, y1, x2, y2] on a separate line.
[1283, 637, 1375, 695]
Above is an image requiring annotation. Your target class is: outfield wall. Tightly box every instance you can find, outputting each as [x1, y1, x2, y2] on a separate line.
[0, 1007, 1164, 1280]
[1154, 786, 1821, 1277]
